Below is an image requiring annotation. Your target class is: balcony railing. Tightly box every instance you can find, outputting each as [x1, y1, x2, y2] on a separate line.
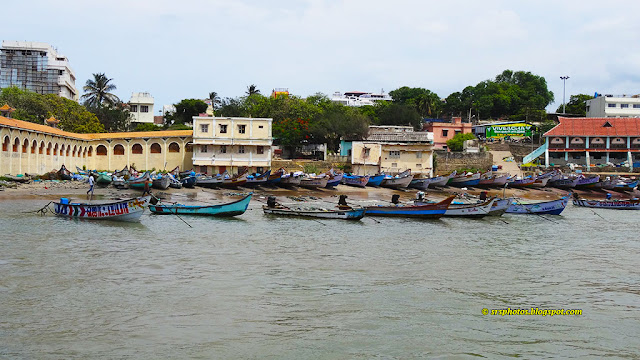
[610, 144, 627, 149]
[568, 144, 585, 149]
[588, 143, 606, 149]
[549, 143, 566, 149]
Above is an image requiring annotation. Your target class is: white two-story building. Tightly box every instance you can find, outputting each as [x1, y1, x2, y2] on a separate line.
[191, 116, 272, 175]
[586, 94, 640, 118]
[129, 92, 155, 125]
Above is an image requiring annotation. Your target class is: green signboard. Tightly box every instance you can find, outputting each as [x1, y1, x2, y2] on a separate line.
[485, 123, 532, 138]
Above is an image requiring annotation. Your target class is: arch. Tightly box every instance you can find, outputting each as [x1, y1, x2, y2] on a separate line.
[39, 141, 45, 155]
[168, 142, 180, 153]
[47, 142, 52, 155]
[21, 138, 28, 153]
[31, 140, 37, 154]
[570, 137, 584, 144]
[2, 136, 8, 151]
[185, 142, 193, 152]
[13, 137, 19, 152]
[87, 146, 93, 157]
[73, 145, 77, 157]
[611, 137, 625, 144]
[66, 145, 70, 157]
[150, 143, 162, 154]
[60, 144, 66, 156]
[53, 143, 58, 156]
[132, 143, 143, 154]
[96, 145, 108, 156]
[591, 137, 604, 144]
[550, 137, 564, 144]
[114, 144, 125, 155]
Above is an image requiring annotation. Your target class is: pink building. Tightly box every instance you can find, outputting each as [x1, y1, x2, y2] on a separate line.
[424, 117, 473, 150]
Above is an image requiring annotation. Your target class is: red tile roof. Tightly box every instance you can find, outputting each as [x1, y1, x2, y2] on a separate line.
[545, 117, 640, 137]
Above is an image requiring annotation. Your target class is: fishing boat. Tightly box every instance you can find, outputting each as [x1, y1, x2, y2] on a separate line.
[195, 175, 222, 188]
[299, 175, 328, 189]
[219, 172, 248, 188]
[448, 172, 481, 187]
[53, 196, 151, 222]
[342, 174, 370, 188]
[409, 177, 431, 190]
[365, 195, 455, 219]
[112, 166, 130, 178]
[507, 176, 536, 187]
[111, 175, 126, 188]
[505, 197, 569, 215]
[366, 174, 385, 187]
[380, 170, 413, 189]
[179, 169, 194, 178]
[548, 177, 579, 189]
[127, 172, 151, 189]
[180, 175, 198, 188]
[530, 176, 550, 188]
[477, 173, 497, 187]
[325, 171, 343, 188]
[96, 173, 112, 186]
[75, 166, 88, 175]
[572, 196, 640, 210]
[57, 165, 72, 180]
[167, 173, 183, 189]
[149, 193, 252, 216]
[428, 171, 457, 188]
[244, 170, 271, 187]
[602, 178, 638, 192]
[279, 172, 302, 187]
[488, 198, 512, 216]
[152, 174, 171, 190]
[2, 174, 31, 183]
[574, 175, 600, 189]
[265, 168, 285, 186]
[262, 196, 365, 220]
[414, 197, 497, 218]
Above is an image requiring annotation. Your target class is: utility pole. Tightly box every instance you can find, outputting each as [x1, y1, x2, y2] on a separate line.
[560, 76, 570, 114]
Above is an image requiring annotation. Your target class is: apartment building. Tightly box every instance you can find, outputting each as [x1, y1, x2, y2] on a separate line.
[129, 92, 155, 124]
[586, 94, 640, 118]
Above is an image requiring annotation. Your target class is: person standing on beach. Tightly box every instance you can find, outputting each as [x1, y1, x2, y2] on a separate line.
[87, 173, 95, 197]
[142, 178, 152, 196]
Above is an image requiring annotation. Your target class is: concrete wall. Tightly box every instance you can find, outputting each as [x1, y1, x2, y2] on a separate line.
[434, 150, 493, 174]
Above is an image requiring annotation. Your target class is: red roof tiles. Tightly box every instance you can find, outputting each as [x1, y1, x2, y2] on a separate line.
[545, 117, 640, 137]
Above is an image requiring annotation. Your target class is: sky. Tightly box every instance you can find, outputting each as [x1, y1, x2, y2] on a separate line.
[4, 0, 640, 113]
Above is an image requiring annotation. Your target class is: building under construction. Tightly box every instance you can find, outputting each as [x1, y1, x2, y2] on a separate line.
[0, 41, 78, 101]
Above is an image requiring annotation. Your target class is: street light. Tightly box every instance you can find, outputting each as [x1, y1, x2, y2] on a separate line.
[560, 76, 570, 114]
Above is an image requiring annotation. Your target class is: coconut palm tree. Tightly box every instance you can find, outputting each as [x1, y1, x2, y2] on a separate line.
[208, 91, 222, 115]
[81, 73, 120, 108]
[245, 84, 260, 96]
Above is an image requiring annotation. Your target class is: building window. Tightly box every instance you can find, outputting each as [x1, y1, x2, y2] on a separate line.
[131, 105, 138, 112]
[634, 104, 640, 109]
[455, 130, 462, 135]
[391, 163, 398, 168]
[416, 151, 422, 158]
[168, 142, 180, 153]
[389, 150, 401, 158]
[201, 145, 208, 153]
[141, 105, 149, 113]
[185, 143, 193, 152]
[96, 145, 107, 156]
[150, 143, 161, 153]
[219, 124, 227, 133]
[257, 146, 264, 154]
[621, 104, 629, 108]
[238, 145, 245, 154]
[22, 139, 28, 153]
[2, 136, 9, 151]
[363, 148, 370, 156]
[608, 103, 616, 108]
[132, 144, 143, 154]
[220, 145, 227, 153]
[13, 138, 19, 152]
[201, 124, 209, 133]
[114, 144, 125, 155]
[416, 164, 423, 168]
[442, 129, 449, 137]
[259, 125, 264, 129]
[238, 125, 246, 134]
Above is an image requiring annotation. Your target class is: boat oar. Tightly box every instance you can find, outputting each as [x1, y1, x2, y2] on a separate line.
[152, 195, 192, 228]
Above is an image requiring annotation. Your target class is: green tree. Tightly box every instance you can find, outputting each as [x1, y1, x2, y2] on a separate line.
[135, 123, 163, 131]
[246, 84, 261, 96]
[389, 86, 443, 118]
[272, 117, 311, 157]
[81, 73, 120, 108]
[375, 103, 422, 129]
[208, 91, 221, 115]
[310, 104, 369, 152]
[171, 99, 208, 124]
[218, 97, 247, 117]
[86, 102, 131, 132]
[555, 94, 592, 115]
[446, 132, 476, 152]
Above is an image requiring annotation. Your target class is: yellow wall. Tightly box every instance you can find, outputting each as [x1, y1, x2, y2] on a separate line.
[350, 141, 433, 176]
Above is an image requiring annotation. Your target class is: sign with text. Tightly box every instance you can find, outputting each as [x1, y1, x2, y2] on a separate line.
[485, 123, 532, 138]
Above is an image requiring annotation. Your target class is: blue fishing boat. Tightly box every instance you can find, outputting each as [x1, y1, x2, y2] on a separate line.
[342, 174, 369, 188]
[365, 196, 455, 219]
[265, 168, 285, 186]
[180, 175, 197, 188]
[148, 193, 252, 217]
[505, 197, 569, 215]
[448, 173, 481, 187]
[366, 174, 385, 187]
[245, 170, 271, 187]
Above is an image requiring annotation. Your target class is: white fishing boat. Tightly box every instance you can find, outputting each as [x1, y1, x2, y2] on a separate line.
[53, 196, 151, 222]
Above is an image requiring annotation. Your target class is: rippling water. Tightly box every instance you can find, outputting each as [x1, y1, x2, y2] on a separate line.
[1, 196, 639, 359]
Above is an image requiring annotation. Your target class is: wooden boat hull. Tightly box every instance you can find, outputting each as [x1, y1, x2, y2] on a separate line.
[149, 194, 252, 216]
[96, 173, 112, 186]
[299, 177, 329, 188]
[325, 173, 343, 188]
[245, 170, 271, 187]
[365, 196, 455, 218]
[409, 178, 431, 190]
[449, 173, 481, 187]
[53, 196, 150, 222]
[508, 178, 536, 187]
[549, 178, 579, 189]
[219, 173, 248, 188]
[381, 175, 413, 189]
[57, 165, 72, 181]
[263, 206, 365, 220]
[366, 175, 385, 187]
[195, 176, 223, 188]
[573, 198, 640, 210]
[279, 175, 302, 187]
[3, 174, 30, 183]
[530, 177, 550, 188]
[429, 173, 455, 187]
[342, 175, 369, 188]
[128, 172, 151, 189]
[152, 175, 171, 190]
[180, 176, 198, 188]
[488, 198, 511, 216]
[506, 197, 569, 215]
[575, 176, 600, 189]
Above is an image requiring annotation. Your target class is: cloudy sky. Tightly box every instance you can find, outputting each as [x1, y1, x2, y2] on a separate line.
[5, 0, 640, 112]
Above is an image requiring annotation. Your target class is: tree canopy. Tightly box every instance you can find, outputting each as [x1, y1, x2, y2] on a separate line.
[81, 73, 120, 108]
[168, 99, 208, 124]
[0, 87, 105, 133]
[556, 94, 592, 116]
[446, 132, 476, 152]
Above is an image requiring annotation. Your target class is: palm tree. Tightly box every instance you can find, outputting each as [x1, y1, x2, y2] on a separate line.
[245, 84, 260, 96]
[208, 91, 221, 115]
[81, 73, 120, 108]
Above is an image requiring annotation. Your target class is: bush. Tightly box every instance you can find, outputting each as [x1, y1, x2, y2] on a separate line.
[446, 133, 477, 151]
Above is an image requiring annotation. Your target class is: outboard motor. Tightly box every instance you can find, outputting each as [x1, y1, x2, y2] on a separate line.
[267, 196, 277, 208]
[391, 194, 400, 205]
[338, 195, 348, 206]
[416, 191, 425, 201]
[479, 191, 487, 201]
[606, 193, 612, 200]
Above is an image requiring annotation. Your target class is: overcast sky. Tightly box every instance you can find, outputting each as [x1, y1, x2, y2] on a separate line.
[5, 0, 640, 112]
